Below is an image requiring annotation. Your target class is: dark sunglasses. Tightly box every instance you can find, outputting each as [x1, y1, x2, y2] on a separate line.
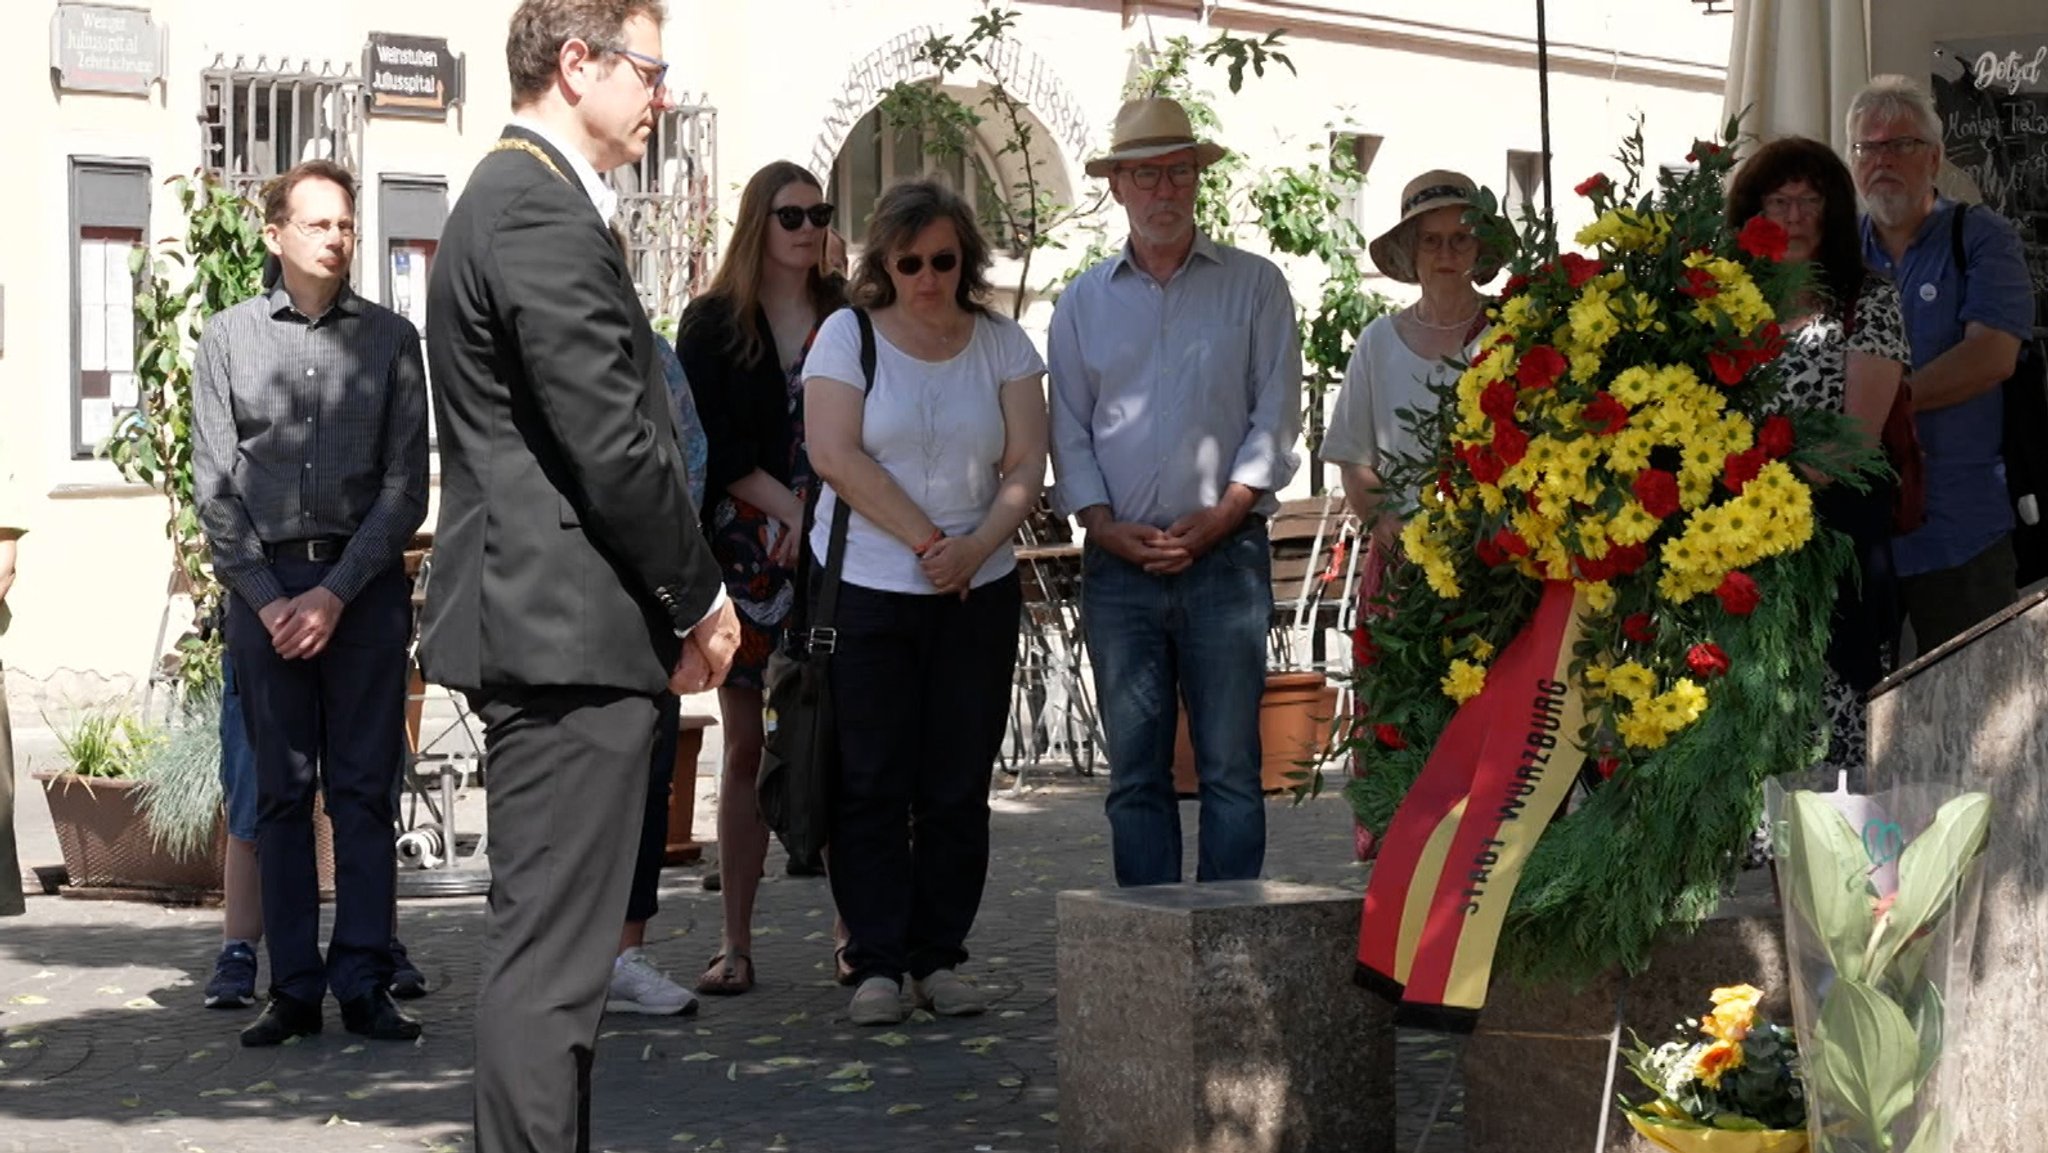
[772, 204, 836, 231]
[892, 251, 959, 277]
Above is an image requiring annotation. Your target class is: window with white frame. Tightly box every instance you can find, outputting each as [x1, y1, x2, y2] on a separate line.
[1330, 131, 1383, 238]
[829, 106, 1006, 248]
[69, 159, 149, 460]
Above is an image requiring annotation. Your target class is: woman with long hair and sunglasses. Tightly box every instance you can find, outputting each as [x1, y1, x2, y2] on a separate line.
[803, 179, 1048, 1026]
[676, 161, 846, 996]
[1726, 137, 1910, 799]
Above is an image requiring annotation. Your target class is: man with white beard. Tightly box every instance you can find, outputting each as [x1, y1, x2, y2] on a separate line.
[1849, 74, 2037, 653]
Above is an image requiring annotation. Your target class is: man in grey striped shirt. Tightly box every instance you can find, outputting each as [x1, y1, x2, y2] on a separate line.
[192, 159, 428, 1048]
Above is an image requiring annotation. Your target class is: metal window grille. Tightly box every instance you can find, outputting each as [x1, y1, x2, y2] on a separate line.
[611, 101, 719, 322]
[199, 57, 364, 204]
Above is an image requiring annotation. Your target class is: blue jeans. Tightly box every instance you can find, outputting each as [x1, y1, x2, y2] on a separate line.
[1081, 520, 1270, 886]
[219, 661, 259, 842]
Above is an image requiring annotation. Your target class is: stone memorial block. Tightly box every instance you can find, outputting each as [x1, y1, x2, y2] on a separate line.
[1869, 587, 2048, 1153]
[1058, 881, 1394, 1153]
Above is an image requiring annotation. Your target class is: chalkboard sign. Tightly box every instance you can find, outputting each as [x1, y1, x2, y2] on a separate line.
[1933, 35, 2048, 333]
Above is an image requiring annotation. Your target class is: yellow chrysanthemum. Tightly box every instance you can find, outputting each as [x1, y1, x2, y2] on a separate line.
[1702, 984, 1764, 1043]
[1442, 659, 1487, 704]
[1607, 661, 1657, 703]
[1694, 1039, 1745, 1090]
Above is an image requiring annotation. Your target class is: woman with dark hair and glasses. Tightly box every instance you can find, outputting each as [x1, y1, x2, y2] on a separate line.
[1726, 136, 1911, 797]
[676, 160, 847, 996]
[803, 179, 1048, 1026]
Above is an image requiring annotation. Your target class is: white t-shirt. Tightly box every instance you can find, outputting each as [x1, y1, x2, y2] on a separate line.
[1321, 315, 1476, 471]
[804, 308, 1046, 594]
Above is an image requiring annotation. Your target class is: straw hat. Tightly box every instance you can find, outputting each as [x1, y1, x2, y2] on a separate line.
[1367, 169, 1507, 285]
[1084, 97, 1228, 178]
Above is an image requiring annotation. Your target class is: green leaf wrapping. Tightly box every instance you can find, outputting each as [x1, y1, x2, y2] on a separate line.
[1814, 979, 1920, 1143]
[1863, 793, 1990, 980]
[1785, 791, 1877, 983]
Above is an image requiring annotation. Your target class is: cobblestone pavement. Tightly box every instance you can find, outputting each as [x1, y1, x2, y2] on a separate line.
[4, 726, 1463, 1153]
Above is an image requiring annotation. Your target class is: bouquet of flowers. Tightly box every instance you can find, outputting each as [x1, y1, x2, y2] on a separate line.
[1620, 984, 1809, 1153]
[1348, 119, 1885, 988]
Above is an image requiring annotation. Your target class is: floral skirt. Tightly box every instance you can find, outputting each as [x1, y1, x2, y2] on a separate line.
[708, 494, 800, 692]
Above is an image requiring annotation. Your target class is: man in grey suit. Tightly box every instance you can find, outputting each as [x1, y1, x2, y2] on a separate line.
[421, 1, 738, 1148]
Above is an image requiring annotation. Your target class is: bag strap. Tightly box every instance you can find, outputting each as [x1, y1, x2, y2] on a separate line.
[1950, 201, 1969, 278]
[801, 308, 875, 652]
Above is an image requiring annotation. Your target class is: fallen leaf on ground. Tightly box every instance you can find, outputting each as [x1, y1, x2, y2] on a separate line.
[187, 1050, 211, 1061]
[668, 1133, 696, 1144]
[908, 1010, 935, 1024]
[345, 1090, 372, 1101]
[1040, 1112, 1059, 1124]
[962, 1036, 1001, 1054]
[342, 1044, 365, 1055]
[827, 1080, 874, 1094]
[323, 1114, 358, 1127]
[198, 1088, 235, 1098]
[870, 1032, 912, 1047]
[746, 1035, 781, 1046]
[955, 1090, 980, 1102]
[726, 1061, 737, 1081]
[641, 1043, 653, 1062]
[779, 1012, 808, 1025]
[242, 1080, 276, 1094]
[999, 1010, 1025, 1019]
[887, 1103, 924, 1116]
[681, 1051, 717, 1062]
[7, 995, 47, 1006]
[120, 1096, 141, 1108]
[997, 1077, 1023, 1088]
[95, 985, 124, 995]
[762, 1056, 808, 1068]
[826, 1061, 870, 1080]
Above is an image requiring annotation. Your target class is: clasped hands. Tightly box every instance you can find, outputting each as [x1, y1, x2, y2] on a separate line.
[1089, 503, 1243, 574]
[257, 587, 346, 660]
[668, 598, 741, 696]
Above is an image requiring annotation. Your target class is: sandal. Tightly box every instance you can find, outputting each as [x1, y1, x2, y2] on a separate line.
[834, 944, 857, 987]
[696, 952, 754, 996]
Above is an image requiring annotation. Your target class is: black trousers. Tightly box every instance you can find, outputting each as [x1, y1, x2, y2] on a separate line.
[625, 693, 681, 925]
[827, 574, 1021, 985]
[226, 558, 409, 1004]
[469, 685, 656, 1153]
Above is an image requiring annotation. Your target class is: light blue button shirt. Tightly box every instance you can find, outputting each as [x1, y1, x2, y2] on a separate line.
[1047, 235, 1302, 528]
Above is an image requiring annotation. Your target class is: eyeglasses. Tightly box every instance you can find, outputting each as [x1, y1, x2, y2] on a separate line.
[892, 251, 959, 277]
[772, 204, 836, 232]
[1762, 193, 1824, 219]
[1850, 137, 1932, 160]
[1118, 163, 1198, 190]
[614, 48, 669, 92]
[1416, 231, 1479, 254]
[288, 219, 357, 240]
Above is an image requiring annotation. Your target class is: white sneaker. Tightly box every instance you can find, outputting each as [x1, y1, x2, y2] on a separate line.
[848, 976, 907, 1026]
[911, 968, 986, 1017]
[606, 949, 700, 1016]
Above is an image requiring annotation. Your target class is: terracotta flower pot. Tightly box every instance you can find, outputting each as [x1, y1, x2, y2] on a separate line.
[1170, 671, 1339, 796]
[33, 772, 226, 899]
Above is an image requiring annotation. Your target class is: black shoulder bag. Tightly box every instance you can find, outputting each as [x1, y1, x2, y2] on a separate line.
[1950, 204, 2048, 585]
[755, 309, 874, 861]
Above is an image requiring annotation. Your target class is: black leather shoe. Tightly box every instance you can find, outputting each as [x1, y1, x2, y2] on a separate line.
[388, 938, 428, 1000]
[340, 988, 422, 1041]
[239, 992, 323, 1048]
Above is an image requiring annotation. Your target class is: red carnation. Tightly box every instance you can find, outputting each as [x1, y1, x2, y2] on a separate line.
[1375, 723, 1408, 750]
[1353, 625, 1378, 669]
[1606, 542, 1649, 575]
[1707, 350, 1746, 386]
[1583, 392, 1630, 435]
[1679, 267, 1720, 299]
[1475, 534, 1508, 568]
[1436, 469, 1457, 501]
[1559, 252, 1605, 288]
[1737, 215, 1790, 262]
[1493, 422, 1530, 467]
[1515, 345, 1569, 391]
[1751, 321, 1787, 362]
[1480, 379, 1519, 422]
[1575, 553, 1616, 583]
[1622, 612, 1658, 644]
[1723, 448, 1766, 494]
[1686, 642, 1732, 679]
[1715, 571, 1762, 616]
[1466, 445, 1506, 486]
[1758, 414, 1795, 459]
[1500, 273, 1530, 299]
[1595, 756, 1621, 780]
[1575, 173, 1612, 198]
[1633, 468, 1682, 519]
[1493, 527, 1532, 557]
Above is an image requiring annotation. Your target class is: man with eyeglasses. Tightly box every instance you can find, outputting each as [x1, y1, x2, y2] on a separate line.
[423, 2, 737, 1148]
[191, 158, 429, 1048]
[1848, 74, 2037, 653]
[1049, 96, 1301, 887]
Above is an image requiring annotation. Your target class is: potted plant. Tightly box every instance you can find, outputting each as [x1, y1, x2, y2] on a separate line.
[1618, 983, 1810, 1152]
[35, 706, 226, 899]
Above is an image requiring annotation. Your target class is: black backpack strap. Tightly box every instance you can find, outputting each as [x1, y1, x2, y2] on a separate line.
[802, 309, 873, 653]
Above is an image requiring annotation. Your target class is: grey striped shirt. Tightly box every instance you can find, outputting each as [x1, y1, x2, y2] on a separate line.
[192, 283, 429, 610]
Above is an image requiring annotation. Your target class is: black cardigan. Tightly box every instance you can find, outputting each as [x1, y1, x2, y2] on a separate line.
[675, 295, 800, 496]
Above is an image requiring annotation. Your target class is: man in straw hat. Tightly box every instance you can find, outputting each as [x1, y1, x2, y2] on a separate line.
[1048, 96, 1301, 887]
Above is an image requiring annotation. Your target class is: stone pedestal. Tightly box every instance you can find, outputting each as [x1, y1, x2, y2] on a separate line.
[1869, 587, 2048, 1153]
[1057, 880, 1394, 1153]
[1459, 870, 1789, 1153]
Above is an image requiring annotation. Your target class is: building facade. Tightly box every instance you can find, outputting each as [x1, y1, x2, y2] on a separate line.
[3, 0, 1734, 698]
